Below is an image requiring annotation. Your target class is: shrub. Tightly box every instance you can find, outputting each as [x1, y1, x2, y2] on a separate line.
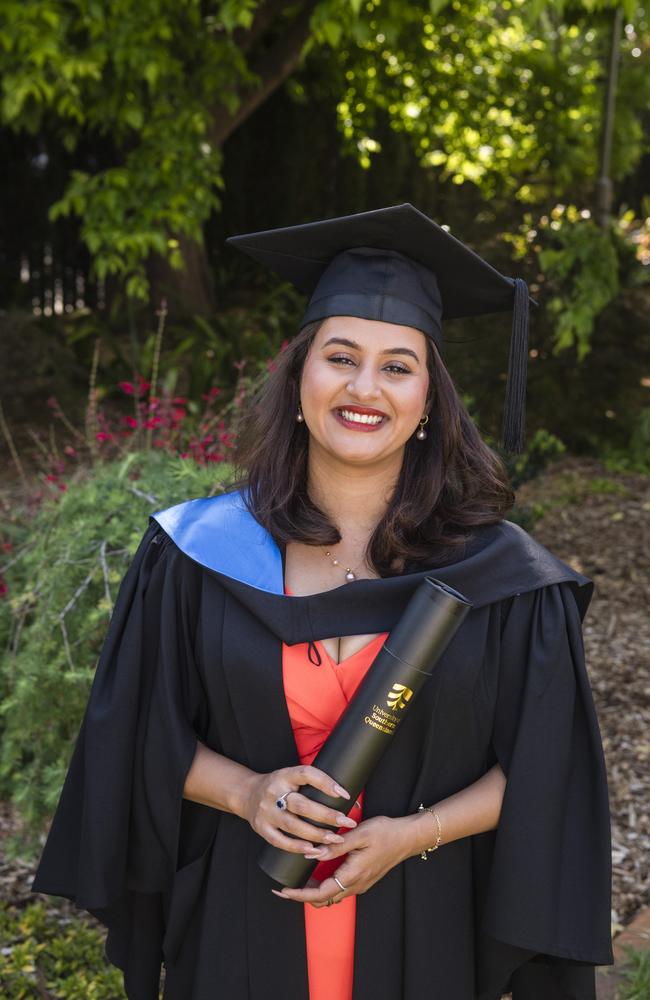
[619, 944, 650, 1000]
[505, 428, 567, 531]
[601, 407, 650, 474]
[505, 427, 567, 491]
[0, 900, 127, 998]
[0, 450, 232, 849]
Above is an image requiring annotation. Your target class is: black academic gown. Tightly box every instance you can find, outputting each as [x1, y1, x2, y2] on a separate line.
[31, 491, 613, 1000]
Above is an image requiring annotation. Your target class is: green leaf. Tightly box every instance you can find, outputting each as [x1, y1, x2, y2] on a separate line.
[125, 273, 149, 300]
[322, 19, 343, 47]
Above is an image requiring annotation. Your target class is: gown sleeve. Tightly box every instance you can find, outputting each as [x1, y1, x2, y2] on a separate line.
[477, 581, 614, 1000]
[31, 520, 207, 999]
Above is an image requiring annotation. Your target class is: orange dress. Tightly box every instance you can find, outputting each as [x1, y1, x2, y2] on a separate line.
[282, 587, 389, 1000]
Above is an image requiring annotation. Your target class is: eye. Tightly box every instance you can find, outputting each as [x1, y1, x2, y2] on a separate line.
[327, 355, 412, 375]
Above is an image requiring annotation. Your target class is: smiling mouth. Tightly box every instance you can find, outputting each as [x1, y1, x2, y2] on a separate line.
[334, 408, 388, 429]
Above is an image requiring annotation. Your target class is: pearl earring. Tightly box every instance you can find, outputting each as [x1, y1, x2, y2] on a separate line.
[416, 415, 429, 440]
[296, 404, 304, 423]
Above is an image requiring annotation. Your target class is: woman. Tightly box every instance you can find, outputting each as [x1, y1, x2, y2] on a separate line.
[32, 205, 613, 1000]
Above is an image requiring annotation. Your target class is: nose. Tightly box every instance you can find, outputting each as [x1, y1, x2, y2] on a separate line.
[346, 364, 381, 399]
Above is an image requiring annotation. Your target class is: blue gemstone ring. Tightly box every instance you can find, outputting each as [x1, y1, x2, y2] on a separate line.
[276, 791, 292, 810]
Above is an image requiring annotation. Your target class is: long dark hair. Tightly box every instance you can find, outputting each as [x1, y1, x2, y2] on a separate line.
[229, 320, 514, 575]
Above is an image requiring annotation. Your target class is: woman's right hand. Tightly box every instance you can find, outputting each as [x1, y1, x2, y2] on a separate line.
[244, 764, 358, 854]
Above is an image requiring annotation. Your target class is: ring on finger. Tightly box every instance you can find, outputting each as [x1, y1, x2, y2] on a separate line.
[276, 790, 293, 811]
[333, 876, 346, 892]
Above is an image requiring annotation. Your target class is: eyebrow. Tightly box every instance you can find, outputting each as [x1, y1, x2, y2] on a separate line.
[321, 337, 421, 363]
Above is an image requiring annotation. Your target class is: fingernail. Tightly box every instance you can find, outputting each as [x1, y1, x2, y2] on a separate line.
[304, 852, 322, 859]
[334, 784, 350, 799]
[337, 815, 357, 827]
[271, 889, 288, 898]
[325, 832, 344, 843]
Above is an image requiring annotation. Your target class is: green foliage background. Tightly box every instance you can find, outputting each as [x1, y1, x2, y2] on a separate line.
[1, 0, 649, 459]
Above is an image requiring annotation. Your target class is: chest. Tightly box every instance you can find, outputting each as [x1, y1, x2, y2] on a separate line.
[319, 632, 383, 664]
[283, 541, 382, 664]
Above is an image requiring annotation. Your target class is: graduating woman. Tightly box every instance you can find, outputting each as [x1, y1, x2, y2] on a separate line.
[32, 204, 613, 999]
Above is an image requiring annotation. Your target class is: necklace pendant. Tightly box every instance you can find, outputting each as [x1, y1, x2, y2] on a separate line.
[345, 569, 356, 582]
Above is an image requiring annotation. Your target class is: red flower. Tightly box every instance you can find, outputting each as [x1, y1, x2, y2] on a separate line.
[96, 431, 113, 442]
[123, 415, 139, 428]
[173, 396, 187, 405]
[0, 577, 8, 598]
[58, 483, 68, 492]
[280, 339, 290, 352]
[119, 381, 135, 395]
[46, 474, 58, 483]
[143, 417, 162, 429]
[172, 408, 186, 422]
[64, 446, 77, 457]
[2, 541, 12, 552]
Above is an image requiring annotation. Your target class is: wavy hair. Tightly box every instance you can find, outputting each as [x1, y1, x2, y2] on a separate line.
[229, 320, 515, 576]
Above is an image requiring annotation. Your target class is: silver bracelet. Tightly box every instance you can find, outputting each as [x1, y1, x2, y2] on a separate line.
[418, 802, 442, 860]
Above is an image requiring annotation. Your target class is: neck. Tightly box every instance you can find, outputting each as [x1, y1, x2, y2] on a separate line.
[306, 444, 402, 541]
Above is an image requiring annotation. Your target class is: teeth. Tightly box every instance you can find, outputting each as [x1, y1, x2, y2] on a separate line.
[339, 409, 384, 425]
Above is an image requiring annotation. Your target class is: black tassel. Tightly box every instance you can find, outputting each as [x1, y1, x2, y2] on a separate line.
[500, 277, 529, 455]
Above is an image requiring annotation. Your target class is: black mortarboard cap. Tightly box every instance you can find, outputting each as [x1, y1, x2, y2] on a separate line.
[227, 203, 533, 454]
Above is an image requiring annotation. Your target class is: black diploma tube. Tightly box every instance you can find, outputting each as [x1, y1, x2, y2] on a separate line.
[259, 576, 472, 887]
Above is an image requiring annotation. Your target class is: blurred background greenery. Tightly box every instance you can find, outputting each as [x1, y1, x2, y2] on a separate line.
[0, 0, 648, 461]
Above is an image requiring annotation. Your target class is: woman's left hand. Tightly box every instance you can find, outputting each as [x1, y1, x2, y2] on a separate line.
[271, 815, 413, 908]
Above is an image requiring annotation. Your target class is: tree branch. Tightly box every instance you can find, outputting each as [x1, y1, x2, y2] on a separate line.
[209, 0, 320, 147]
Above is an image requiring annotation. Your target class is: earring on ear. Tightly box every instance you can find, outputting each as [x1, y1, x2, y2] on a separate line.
[416, 414, 429, 440]
[296, 403, 304, 423]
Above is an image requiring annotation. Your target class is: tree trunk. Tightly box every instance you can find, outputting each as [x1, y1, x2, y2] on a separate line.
[148, 233, 217, 317]
[149, 0, 320, 316]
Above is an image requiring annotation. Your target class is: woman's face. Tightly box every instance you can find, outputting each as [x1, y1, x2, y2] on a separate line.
[299, 315, 431, 470]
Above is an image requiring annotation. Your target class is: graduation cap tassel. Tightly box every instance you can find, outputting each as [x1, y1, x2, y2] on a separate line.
[500, 277, 529, 455]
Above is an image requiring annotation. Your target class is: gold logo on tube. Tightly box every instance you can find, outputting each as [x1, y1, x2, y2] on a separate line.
[387, 683, 414, 710]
